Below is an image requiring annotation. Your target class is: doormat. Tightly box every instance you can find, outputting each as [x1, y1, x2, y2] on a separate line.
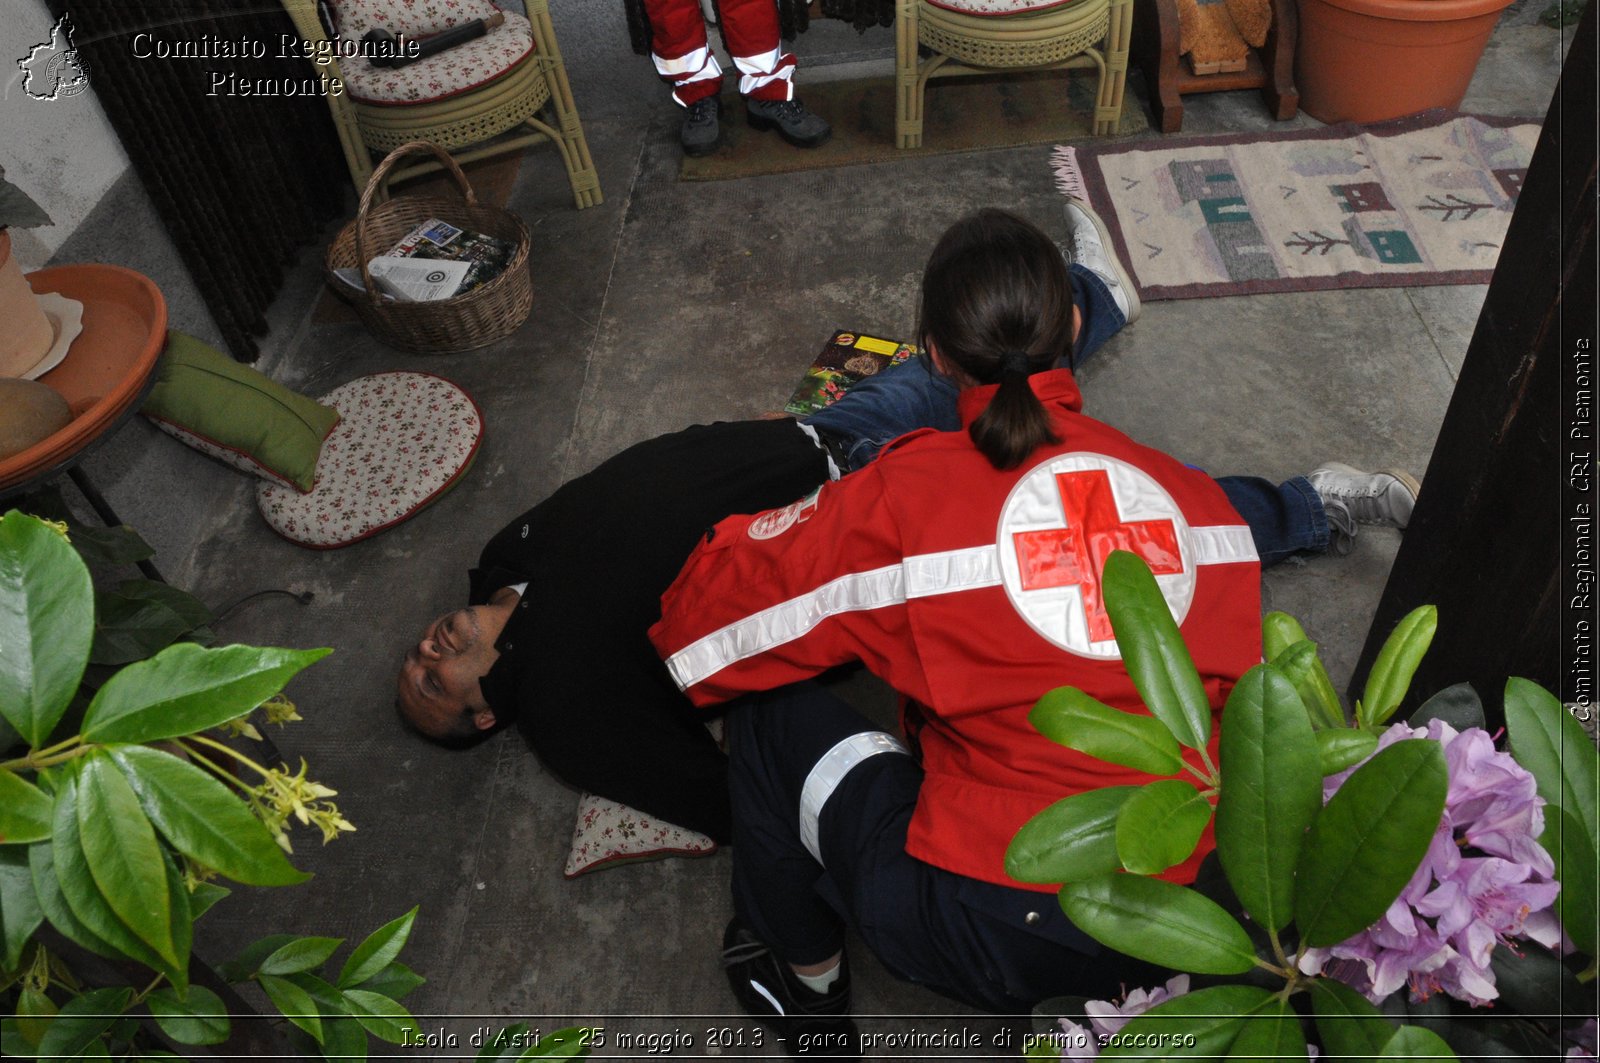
[1049, 110, 1540, 301]
[680, 70, 1150, 182]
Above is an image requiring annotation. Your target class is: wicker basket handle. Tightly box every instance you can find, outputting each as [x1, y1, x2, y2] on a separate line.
[354, 141, 480, 306]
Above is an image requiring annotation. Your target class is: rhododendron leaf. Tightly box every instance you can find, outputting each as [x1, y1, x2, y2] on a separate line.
[1317, 727, 1379, 775]
[1268, 637, 1345, 730]
[1102, 552, 1212, 751]
[1098, 985, 1275, 1059]
[1505, 677, 1598, 844]
[1029, 688, 1184, 775]
[1378, 1024, 1458, 1060]
[1260, 610, 1308, 661]
[1225, 996, 1308, 1060]
[1296, 739, 1447, 948]
[1542, 805, 1598, 960]
[1059, 874, 1257, 974]
[1408, 681, 1484, 731]
[1215, 664, 1320, 933]
[1309, 978, 1396, 1058]
[1115, 779, 1212, 875]
[1006, 786, 1136, 884]
[1357, 605, 1436, 727]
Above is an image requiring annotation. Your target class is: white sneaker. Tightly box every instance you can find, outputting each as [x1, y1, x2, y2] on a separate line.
[1308, 463, 1421, 529]
[1063, 196, 1141, 325]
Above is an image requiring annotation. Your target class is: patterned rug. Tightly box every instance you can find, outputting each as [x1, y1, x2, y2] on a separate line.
[1050, 110, 1540, 301]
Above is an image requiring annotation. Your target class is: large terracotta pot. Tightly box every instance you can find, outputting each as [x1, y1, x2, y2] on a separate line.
[0, 229, 56, 377]
[1296, 0, 1516, 124]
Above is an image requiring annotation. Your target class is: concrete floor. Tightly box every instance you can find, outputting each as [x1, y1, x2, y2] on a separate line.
[29, 3, 1575, 1057]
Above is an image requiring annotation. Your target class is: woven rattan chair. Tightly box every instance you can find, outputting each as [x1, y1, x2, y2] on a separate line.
[280, 0, 601, 208]
[895, 0, 1133, 149]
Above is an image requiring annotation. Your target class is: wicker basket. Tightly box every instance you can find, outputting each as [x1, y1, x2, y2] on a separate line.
[325, 141, 533, 354]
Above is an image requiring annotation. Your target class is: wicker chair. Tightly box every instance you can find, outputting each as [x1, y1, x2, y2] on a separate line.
[280, 0, 601, 208]
[895, 0, 1133, 149]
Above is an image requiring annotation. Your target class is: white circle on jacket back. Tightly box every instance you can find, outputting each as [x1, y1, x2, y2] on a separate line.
[996, 453, 1195, 658]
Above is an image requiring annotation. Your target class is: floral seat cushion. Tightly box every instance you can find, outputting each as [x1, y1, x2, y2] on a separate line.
[257, 372, 482, 549]
[564, 793, 718, 878]
[330, 0, 535, 105]
[923, 0, 1088, 14]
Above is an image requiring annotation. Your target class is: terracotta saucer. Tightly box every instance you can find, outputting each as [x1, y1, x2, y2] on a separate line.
[0, 265, 166, 492]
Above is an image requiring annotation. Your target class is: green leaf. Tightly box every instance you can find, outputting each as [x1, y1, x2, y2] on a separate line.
[1225, 996, 1308, 1060]
[1378, 1024, 1458, 1060]
[35, 986, 132, 1061]
[146, 985, 229, 1046]
[1358, 605, 1436, 726]
[106, 745, 308, 887]
[189, 882, 231, 921]
[319, 1016, 369, 1062]
[1271, 639, 1347, 729]
[1099, 985, 1275, 1059]
[49, 766, 174, 975]
[1114, 779, 1212, 875]
[62, 522, 155, 568]
[1407, 681, 1485, 731]
[259, 936, 344, 976]
[1058, 873, 1257, 974]
[91, 591, 199, 667]
[1318, 727, 1380, 776]
[341, 989, 419, 1045]
[1029, 688, 1184, 775]
[1542, 805, 1599, 960]
[1310, 978, 1396, 1059]
[29, 835, 120, 962]
[0, 512, 94, 747]
[1102, 551, 1213, 751]
[0, 847, 43, 969]
[258, 974, 324, 1044]
[1488, 938, 1584, 1018]
[218, 934, 299, 982]
[1505, 677, 1599, 844]
[337, 907, 418, 989]
[16, 986, 57, 1048]
[76, 752, 178, 967]
[1006, 787, 1135, 884]
[1297, 738, 1447, 947]
[1261, 610, 1307, 661]
[1215, 664, 1322, 933]
[82, 643, 331, 744]
[0, 770, 52, 844]
[350, 960, 425, 1001]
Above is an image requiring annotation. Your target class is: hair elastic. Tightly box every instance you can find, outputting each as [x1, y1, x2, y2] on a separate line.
[1000, 350, 1031, 377]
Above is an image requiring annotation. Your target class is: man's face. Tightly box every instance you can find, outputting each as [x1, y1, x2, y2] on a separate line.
[395, 606, 500, 739]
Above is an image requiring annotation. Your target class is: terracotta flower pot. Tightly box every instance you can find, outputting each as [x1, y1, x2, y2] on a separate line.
[0, 229, 56, 377]
[1296, 0, 1516, 124]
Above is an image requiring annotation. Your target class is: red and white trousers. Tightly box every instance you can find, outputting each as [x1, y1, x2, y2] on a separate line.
[643, 0, 796, 105]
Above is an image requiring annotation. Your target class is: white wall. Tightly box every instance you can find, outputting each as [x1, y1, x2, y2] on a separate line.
[0, 1, 129, 269]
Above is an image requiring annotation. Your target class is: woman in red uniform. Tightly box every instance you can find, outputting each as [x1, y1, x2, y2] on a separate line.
[649, 209, 1263, 1056]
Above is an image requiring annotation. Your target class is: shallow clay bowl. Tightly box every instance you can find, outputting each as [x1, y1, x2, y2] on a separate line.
[0, 265, 166, 492]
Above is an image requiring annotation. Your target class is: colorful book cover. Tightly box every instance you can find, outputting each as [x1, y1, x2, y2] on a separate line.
[384, 218, 515, 296]
[783, 329, 923, 417]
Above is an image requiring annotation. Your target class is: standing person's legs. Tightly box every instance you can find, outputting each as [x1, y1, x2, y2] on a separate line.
[715, 0, 796, 101]
[642, 0, 722, 104]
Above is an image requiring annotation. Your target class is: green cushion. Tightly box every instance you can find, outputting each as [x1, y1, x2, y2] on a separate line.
[143, 332, 339, 493]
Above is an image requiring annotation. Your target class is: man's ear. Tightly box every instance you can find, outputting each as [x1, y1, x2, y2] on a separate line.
[472, 705, 498, 731]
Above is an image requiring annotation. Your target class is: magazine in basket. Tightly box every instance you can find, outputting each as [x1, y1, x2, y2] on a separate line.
[335, 218, 517, 302]
[783, 330, 923, 417]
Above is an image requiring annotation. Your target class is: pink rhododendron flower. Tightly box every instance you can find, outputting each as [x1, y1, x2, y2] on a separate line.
[1049, 976, 1190, 1059]
[1299, 721, 1563, 1006]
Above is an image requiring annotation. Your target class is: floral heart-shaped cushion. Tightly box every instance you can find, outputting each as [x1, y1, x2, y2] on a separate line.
[564, 793, 718, 878]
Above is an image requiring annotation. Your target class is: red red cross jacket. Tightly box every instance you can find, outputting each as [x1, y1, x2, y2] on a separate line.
[649, 370, 1263, 892]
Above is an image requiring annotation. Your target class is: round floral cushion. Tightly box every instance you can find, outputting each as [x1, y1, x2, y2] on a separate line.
[923, 0, 1088, 14]
[257, 372, 482, 549]
[332, 0, 536, 106]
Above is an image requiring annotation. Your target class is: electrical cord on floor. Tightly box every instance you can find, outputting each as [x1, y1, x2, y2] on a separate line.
[210, 587, 315, 627]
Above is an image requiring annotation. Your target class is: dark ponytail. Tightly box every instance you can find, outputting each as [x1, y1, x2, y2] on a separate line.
[917, 209, 1073, 470]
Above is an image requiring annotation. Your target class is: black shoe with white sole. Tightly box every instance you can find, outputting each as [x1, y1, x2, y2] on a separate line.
[721, 919, 859, 1059]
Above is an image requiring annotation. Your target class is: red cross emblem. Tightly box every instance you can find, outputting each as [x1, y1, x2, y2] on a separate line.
[1011, 469, 1183, 642]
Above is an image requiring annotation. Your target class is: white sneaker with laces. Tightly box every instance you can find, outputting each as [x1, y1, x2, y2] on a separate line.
[1308, 463, 1421, 529]
[1063, 195, 1141, 325]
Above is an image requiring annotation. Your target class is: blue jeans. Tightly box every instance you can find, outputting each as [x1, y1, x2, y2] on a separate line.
[805, 264, 1330, 565]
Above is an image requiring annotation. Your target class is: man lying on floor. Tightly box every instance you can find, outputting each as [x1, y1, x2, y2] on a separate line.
[393, 200, 1419, 842]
